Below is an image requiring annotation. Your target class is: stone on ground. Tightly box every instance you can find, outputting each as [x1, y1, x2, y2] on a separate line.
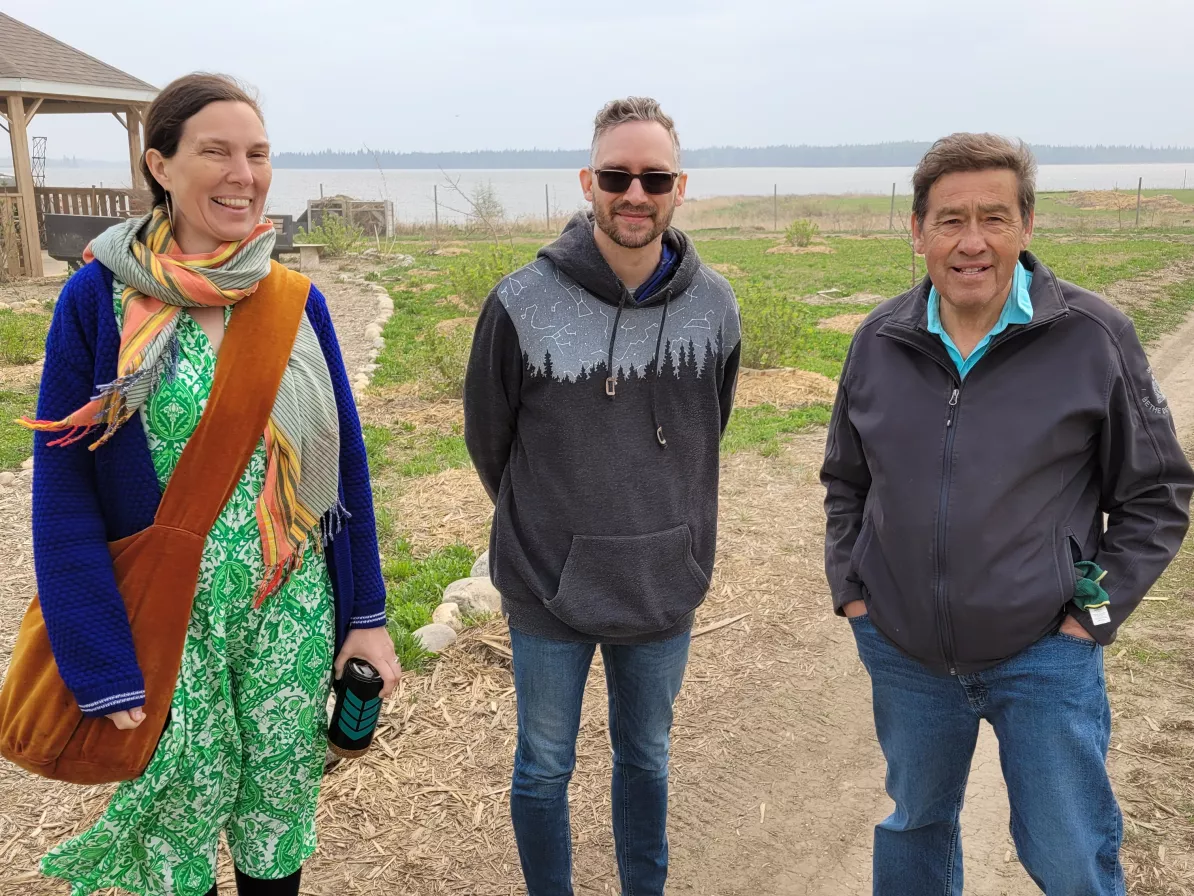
[414, 623, 458, 653]
[432, 602, 463, 632]
[443, 577, 501, 616]
[470, 551, 490, 579]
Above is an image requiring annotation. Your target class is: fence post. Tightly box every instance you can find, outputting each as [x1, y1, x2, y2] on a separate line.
[889, 182, 896, 231]
[1135, 177, 1142, 228]
[773, 184, 777, 232]
[433, 185, 439, 236]
[546, 184, 551, 233]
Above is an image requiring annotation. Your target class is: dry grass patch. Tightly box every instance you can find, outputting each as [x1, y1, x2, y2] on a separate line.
[765, 244, 834, 256]
[736, 368, 838, 407]
[708, 263, 745, 276]
[817, 313, 868, 334]
[434, 317, 477, 337]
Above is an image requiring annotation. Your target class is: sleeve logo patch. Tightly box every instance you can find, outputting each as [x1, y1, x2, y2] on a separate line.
[1143, 368, 1169, 416]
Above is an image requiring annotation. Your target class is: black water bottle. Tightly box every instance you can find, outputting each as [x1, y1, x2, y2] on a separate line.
[328, 659, 383, 758]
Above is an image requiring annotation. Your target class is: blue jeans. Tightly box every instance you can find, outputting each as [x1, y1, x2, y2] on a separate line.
[509, 627, 691, 896]
[851, 614, 1124, 896]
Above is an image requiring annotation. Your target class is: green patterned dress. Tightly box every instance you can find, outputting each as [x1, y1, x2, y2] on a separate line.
[42, 304, 336, 896]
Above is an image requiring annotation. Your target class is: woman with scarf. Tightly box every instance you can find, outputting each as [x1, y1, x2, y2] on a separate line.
[23, 74, 397, 896]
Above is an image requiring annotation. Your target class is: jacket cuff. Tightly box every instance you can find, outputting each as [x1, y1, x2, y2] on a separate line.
[73, 676, 147, 719]
[833, 582, 866, 616]
[349, 609, 388, 629]
[1066, 605, 1118, 646]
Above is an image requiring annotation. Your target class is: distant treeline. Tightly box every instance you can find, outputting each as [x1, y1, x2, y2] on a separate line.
[270, 143, 1194, 169]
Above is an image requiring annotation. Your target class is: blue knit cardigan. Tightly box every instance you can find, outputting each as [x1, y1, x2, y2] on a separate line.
[30, 262, 387, 718]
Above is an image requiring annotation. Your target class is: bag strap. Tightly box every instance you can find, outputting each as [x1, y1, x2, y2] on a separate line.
[152, 261, 311, 537]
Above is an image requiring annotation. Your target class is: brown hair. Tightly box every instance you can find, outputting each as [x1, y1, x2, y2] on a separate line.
[912, 133, 1037, 224]
[141, 73, 264, 207]
[591, 97, 681, 168]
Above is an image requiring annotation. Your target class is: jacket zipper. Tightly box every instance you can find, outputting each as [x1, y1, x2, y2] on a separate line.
[938, 385, 961, 674]
[880, 308, 1066, 673]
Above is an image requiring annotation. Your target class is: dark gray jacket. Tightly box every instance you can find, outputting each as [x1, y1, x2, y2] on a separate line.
[465, 213, 742, 644]
[822, 252, 1193, 674]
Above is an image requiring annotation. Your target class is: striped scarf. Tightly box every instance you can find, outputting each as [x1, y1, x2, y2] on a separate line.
[23, 207, 343, 605]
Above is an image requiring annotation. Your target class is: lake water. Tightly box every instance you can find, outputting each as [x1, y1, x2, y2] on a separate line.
[44, 163, 1194, 225]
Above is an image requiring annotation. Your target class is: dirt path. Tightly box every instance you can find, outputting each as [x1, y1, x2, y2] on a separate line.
[659, 440, 1035, 896]
[1147, 302, 1194, 443]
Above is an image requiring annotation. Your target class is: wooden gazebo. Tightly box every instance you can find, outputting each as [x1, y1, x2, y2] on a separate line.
[0, 13, 157, 277]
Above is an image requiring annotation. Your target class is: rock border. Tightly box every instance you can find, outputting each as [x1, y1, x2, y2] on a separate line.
[414, 551, 498, 653]
[333, 254, 412, 397]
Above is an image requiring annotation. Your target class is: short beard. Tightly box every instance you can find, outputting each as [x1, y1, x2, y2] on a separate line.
[593, 197, 675, 249]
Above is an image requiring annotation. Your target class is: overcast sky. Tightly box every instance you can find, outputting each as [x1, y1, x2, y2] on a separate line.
[7, 0, 1192, 161]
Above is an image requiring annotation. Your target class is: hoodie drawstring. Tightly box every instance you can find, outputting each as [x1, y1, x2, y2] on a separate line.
[604, 291, 628, 397]
[649, 291, 672, 448]
[605, 288, 671, 450]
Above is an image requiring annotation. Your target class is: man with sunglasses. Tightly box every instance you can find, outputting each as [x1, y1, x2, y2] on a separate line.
[464, 97, 741, 896]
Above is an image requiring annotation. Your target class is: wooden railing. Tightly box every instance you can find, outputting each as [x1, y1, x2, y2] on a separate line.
[34, 186, 151, 219]
[0, 194, 27, 279]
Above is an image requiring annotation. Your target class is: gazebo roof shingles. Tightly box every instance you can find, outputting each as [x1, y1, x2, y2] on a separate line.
[0, 12, 155, 94]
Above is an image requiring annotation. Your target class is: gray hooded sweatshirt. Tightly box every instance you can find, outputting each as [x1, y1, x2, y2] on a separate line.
[464, 212, 742, 644]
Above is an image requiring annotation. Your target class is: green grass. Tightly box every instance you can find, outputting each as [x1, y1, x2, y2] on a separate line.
[0, 309, 50, 365]
[1032, 238, 1194, 292]
[0, 389, 35, 470]
[362, 424, 394, 473]
[722, 403, 833, 456]
[363, 232, 1194, 392]
[373, 243, 537, 387]
[400, 433, 469, 478]
[368, 419, 472, 480]
[699, 236, 1194, 374]
[1132, 279, 1194, 345]
[383, 540, 476, 672]
[681, 189, 1194, 234]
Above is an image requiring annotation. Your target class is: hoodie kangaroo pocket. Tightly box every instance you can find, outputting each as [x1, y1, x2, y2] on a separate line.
[546, 524, 710, 638]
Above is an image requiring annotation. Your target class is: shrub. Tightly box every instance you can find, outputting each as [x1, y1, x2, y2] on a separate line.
[423, 327, 473, 399]
[447, 244, 524, 311]
[784, 219, 820, 248]
[295, 213, 364, 257]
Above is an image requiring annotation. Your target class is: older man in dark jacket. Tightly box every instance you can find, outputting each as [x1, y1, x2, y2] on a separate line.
[822, 133, 1193, 895]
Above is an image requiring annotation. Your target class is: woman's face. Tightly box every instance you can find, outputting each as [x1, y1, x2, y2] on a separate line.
[146, 100, 272, 253]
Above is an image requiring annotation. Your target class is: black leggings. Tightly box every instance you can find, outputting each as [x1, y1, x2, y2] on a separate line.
[204, 866, 301, 896]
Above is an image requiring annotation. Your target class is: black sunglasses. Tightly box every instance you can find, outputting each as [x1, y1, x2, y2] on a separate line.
[592, 169, 680, 195]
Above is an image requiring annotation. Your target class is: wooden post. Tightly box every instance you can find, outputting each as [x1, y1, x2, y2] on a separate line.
[6, 94, 43, 278]
[127, 107, 145, 190]
[545, 183, 551, 233]
[1135, 177, 1142, 228]
[889, 182, 896, 231]
[773, 184, 777, 232]
[434, 185, 439, 235]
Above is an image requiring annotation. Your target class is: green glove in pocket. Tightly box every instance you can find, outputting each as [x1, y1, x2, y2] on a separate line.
[1073, 560, 1110, 611]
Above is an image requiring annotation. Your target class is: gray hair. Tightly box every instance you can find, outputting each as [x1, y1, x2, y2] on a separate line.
[913, 133, 1038, 224]
[590, 97, 681, 168]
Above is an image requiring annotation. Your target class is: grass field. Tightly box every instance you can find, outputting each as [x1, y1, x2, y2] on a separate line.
[676, 188, 1194, 234]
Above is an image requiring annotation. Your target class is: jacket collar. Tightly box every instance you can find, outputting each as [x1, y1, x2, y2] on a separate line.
[879, 250, 1067, 339]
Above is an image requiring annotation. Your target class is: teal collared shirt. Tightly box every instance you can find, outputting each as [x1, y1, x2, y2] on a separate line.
[927, 261, 1034, 379]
